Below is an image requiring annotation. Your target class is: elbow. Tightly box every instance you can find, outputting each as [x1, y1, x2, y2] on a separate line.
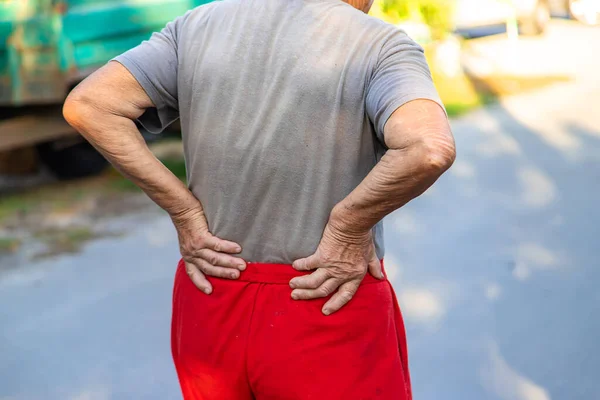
[63, 91, 82, 129]
[63, 88, 94, 131]
[418, 134, 456, 176]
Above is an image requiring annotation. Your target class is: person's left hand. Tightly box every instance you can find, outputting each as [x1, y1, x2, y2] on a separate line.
[289, 221, 384, 315]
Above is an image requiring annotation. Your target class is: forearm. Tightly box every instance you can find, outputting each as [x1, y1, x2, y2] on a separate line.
[329, 101, 455, 235]
[330, 143, 447, 234]
[63, 99, 201, 220]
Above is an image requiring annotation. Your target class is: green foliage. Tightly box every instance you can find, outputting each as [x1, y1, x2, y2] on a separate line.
[0, 237, 21, 254]
[378, 0, 455, 40]
[109, 156, 187, 192]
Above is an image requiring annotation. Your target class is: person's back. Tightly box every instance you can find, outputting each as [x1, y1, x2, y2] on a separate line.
[63, 0, 454, 398]
[124, 0, 441, 263]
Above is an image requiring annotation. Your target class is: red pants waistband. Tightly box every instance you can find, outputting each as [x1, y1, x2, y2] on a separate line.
[234, 260, 387, 284]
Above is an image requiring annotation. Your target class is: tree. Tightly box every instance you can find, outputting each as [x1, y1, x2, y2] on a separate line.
[374, 0, 456, 40]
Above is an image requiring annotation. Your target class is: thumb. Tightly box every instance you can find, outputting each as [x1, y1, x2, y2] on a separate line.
[368, 253, 384, 280]
[292, 253, 320, 271]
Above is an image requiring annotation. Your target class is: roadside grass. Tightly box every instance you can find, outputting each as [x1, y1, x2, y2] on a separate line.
[0, 236, 21, 254]
[108, 156, 187, 192]
[436, 73, 571, 117]
[31, 226, 122, 260]
[426, 45, 571, 117]
[0, 175, 108, 224]
[0, 154, 187, 226]
[0, 195, 35, 222]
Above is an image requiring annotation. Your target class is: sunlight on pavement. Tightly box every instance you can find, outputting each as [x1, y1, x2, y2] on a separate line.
[144, 217, 177, 248]
[512, 243, 561, 281]
[450, 159, 477, 179]
[70, 387, 111, 400]
[517, 166, 557, 208]
[471, 111, 522, 157]
[485, 283, 502, 302]
[398, 288, 445, 324]
[390, 211, 423, 236]
[476, 130, 522, 157]
[504, 95, 583, 154]
[383, 255, 402, 282]
[481, 341, 552, 400]
[1, 263, 48, 287]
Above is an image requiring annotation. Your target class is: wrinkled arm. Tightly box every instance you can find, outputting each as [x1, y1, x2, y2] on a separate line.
[64, 61, 246, 293]
[290, 99, 454, 315]
[63, 61, 201, 220]
[329, 99, 455, 234]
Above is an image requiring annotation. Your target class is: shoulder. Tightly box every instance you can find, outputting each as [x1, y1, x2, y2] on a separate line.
[176, 0, 241, 30]
[337, 5, 406, 35]
[362, 16, 420, 53]
[330, 5, 418, 53]
[178, 1, 220, 26]
[185, 0, 245, 19]
[176, 0, 261, 39]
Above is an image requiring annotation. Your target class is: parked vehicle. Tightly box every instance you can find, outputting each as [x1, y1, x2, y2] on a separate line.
[454, 0, 597, 36]
[0, 0, 208, 179]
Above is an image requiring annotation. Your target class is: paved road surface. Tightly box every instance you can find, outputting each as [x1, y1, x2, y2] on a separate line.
[1, 21, 599, 400]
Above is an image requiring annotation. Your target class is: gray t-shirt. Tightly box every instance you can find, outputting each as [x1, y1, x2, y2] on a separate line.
[114, 0, 443, 264]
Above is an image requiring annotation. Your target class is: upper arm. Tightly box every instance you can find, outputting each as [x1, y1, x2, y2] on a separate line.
[65, 61, 154, 123]
[66, 13, 186, 132]
[366, 29, 446, 146]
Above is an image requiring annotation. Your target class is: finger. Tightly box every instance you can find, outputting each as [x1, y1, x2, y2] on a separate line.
[291, 278, 341, 300]
[292, 254, 320, 271]
[203, 235, 243, 254]
[197, 258, 241, 280]
[368, 256, 384, 280]
[322, 280, 360, 315]
[289, 268, 329, 289]
[198, 248, 247, 271]
[185, 261, 213, 294]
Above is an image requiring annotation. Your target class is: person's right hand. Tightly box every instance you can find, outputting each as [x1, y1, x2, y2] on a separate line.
[171, 207, 246, 294]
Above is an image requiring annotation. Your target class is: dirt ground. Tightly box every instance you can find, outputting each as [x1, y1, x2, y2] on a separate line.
[0, 140, 184, 260]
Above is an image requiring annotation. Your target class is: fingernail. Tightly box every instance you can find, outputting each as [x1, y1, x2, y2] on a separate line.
[235, 246, 242, 252]
[238, 263, 246, 270]
[291, 292, 299, 300]
[230, 272, 238, 279]
[289, 281, 296, 289]
[204, 288, 212, 295]
[322, 308, 331, 316]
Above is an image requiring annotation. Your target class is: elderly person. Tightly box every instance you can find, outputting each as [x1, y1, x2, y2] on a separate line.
[63, 0, 455, 397]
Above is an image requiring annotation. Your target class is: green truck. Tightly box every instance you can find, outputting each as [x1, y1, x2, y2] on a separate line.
[0, 0, 208, 179]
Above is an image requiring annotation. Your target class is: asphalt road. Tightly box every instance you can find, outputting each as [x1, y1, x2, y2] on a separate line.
[2, 21, 599, 400]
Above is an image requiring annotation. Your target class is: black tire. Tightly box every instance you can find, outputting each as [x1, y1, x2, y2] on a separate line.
[520, 0, 550, 35]
[37, 140, 108, 180]
[568, 0, 600, 25]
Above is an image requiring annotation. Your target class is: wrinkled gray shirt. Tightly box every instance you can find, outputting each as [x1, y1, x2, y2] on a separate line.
[114, 0, 443, 263]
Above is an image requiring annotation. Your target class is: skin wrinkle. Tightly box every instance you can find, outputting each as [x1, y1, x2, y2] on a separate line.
[66, 61, 249, 296]
[329, 100, 455, 236]
[65, 95, 202, 219]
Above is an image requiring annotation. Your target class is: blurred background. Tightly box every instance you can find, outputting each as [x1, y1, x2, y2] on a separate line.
[1, 0, 599, 399]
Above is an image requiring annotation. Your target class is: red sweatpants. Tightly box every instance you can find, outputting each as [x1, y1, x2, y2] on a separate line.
[171, 258, 412, 400]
